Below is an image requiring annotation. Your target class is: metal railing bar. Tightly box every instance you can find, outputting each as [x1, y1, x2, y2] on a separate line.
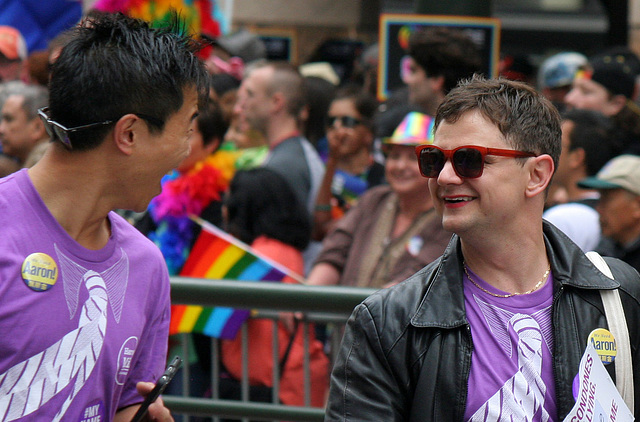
[167, 278, 378, 421]
[271, 322, 280, 405]
[303, 322, 311, 407]
[252, 310, 354, 324]
[163, 396, 325, 422]
[241, 324, 250, 408]
[211, 337, 220, 422]
[170, 278, 377, 313]
[179, 334, 191, 422]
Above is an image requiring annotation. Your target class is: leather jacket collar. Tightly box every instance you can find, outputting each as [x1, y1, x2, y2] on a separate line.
[411, 221, 619, 329]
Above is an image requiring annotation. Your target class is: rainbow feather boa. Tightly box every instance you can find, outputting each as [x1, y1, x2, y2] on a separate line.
[147, 152, 235, 274]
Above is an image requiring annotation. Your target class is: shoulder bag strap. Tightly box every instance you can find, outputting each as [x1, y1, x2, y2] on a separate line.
[279, 319, 299, 376]
[585, 251, 634, 412]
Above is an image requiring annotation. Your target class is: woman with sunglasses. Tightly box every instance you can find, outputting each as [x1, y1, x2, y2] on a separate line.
[312, 85, 384, 240]
[307, 111, 451, 289]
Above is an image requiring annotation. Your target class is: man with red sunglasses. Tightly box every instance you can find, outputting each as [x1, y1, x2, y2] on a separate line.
[326, 75, 640, 420]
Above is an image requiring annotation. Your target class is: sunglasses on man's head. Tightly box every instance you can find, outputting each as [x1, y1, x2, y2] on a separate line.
[326, 115, 363, 129]
[414, 144, 537, 179]
[38, 107, 163, 150]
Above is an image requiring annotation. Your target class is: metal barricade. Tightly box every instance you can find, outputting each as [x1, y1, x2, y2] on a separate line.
[166, 277, 377, 421]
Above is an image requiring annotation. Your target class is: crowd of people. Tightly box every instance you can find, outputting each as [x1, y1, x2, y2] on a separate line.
[2, 7, 640, 421]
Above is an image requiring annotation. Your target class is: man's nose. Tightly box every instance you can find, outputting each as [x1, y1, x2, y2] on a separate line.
[436, 160, 463, 185]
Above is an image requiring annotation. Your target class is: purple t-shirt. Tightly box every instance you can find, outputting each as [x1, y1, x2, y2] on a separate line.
[463, 266, 557, 421]
[0, 169, 171, 421]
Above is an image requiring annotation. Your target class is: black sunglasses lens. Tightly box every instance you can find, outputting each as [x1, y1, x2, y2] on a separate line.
[453, 148, 483, 178]
[43, 122, 54, 139]
[419, 148, 445, 177]
[52, 125, 72, 148]
[326, 116, 360, 128]
[38, 113, 54, 139]
[341, 116, 359, 128]
[53, 125, 64, 142]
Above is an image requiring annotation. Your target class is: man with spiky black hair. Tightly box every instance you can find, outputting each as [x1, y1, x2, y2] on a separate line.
[0, 12, 209, 421]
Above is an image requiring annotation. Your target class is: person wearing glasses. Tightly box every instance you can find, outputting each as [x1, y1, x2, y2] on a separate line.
[306, 111, 451, 289]
[0, 13, 209, 421]
[312, 85, 384, 240]
[325, 76, 640, 420]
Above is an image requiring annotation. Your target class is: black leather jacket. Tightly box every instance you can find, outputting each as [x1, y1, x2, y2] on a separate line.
[325, 223, 640, 421]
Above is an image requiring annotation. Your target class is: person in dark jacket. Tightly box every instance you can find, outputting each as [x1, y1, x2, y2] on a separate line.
[325, 75, 640, 421]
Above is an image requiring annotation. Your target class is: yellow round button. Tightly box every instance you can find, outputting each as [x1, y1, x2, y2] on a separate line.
[587, 328, 616, 365]
[22, 253, 58, 292]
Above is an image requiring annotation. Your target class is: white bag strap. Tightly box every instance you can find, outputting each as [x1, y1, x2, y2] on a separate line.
[585, 251, 634, 412]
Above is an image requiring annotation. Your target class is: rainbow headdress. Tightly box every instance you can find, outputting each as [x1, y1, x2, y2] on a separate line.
[92, 0, 221, 39]
[170, 218, 302, 339]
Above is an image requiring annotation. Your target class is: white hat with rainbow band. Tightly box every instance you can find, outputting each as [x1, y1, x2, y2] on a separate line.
[382, 112, 435, 149]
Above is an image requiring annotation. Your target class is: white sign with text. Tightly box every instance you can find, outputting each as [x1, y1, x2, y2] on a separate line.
[563, 343, 633, 421]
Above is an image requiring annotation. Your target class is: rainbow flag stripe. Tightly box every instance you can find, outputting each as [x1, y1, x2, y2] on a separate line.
[170, 220, 295, 339]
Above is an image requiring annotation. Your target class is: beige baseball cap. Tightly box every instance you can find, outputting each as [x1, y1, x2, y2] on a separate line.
[577, 154, 640, 196]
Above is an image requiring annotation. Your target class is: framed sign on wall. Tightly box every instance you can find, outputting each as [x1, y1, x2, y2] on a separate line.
[254, 28, 298, 64]
[378, 14, 501, 101]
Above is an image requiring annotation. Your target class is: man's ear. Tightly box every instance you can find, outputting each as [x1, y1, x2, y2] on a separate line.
[112, 114, 142, 155]
[606, 94, 627, 115]
[30, 117, 47, 140]
[568, 147, 586, 170]
[205, 137, 221, 155]
[364, 127, 374, 146]
[298, 104, 309, 125]
[631, 194, 640, 217]
[526, 154, 554, 198]
[271, 91, 285, 114]
[429, 75, 445, 92]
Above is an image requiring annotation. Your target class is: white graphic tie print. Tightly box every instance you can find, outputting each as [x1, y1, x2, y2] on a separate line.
[469, 307, 551, 422]
[0, 246, 129, 421]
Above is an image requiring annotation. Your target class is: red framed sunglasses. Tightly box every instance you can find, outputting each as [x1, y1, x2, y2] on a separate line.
[414, 145, 537, 178]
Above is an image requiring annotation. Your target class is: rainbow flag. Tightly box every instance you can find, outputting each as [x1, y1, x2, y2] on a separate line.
[170, 218, 301, 339]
